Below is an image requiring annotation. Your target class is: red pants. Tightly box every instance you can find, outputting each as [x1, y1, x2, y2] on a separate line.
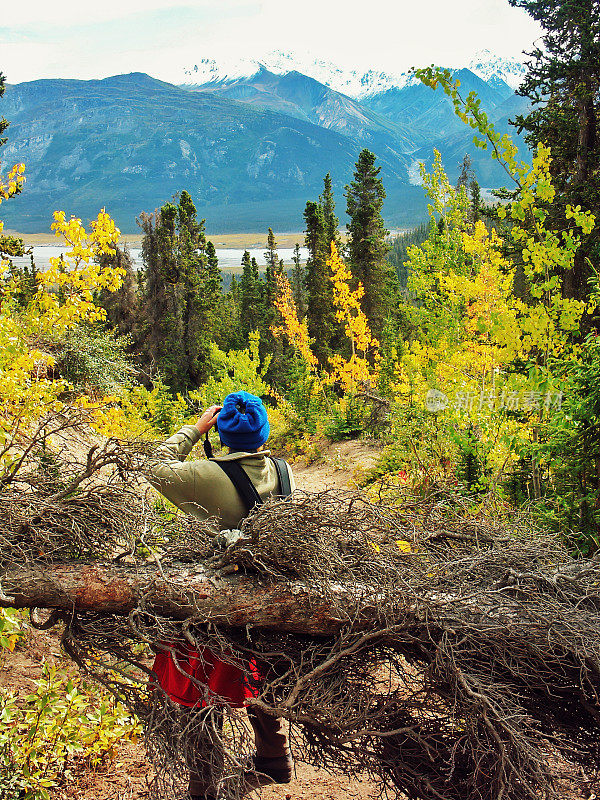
[152, 643, 261, 707]
[152, 644, 290, 796]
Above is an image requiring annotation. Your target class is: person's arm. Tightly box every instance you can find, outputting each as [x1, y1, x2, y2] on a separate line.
[145, 406, 221, 510]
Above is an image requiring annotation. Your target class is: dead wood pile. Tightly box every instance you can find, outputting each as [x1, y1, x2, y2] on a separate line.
[1, 411, 600, 800]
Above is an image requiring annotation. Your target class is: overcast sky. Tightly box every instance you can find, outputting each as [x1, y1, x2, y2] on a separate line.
[2, 0, 543, 84]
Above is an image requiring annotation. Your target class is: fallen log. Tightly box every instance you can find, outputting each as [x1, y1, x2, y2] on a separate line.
[0, 562, 380, 635]
[5, 554, 600, 800]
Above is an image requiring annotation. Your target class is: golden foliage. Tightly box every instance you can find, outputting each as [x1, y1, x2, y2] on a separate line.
[327, 242, 379, 393]
[0, 203, 125, 439]
[272, 269, 318, 369]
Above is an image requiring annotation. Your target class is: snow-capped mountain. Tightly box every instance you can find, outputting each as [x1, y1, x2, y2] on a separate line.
[178, 48, 524, 99]
[181, 56, 260, 86]
[179, 50, 416, 99]
[2, 47, 531, 234]
[467, 49, 526, 91]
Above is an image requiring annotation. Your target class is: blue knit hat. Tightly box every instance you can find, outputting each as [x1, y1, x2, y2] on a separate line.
[217, 391, 270, 451]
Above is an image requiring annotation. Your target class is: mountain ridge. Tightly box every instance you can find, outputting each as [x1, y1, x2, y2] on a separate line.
[178, 48, 526, 99]
[0, 52, 530, 234]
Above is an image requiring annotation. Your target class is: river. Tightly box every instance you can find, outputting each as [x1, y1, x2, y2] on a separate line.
[7, 245, 308, 274]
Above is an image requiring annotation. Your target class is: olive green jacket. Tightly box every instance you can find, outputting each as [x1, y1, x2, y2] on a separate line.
[147, 424, 295, 529]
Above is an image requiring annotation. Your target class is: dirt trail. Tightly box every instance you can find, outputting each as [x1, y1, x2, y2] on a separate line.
[290, 439, 380, 493]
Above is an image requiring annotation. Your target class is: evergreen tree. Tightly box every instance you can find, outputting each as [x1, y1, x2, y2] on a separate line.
[264, 227, 281, 305]
[205, 240, 221, 294]
[213, 276, 242, 351]
[261, 228, 290, 382]
[239, 249, 264, 337]
[345, 149, 395, 339]
[303, 174, 347, 365]
[509, 0, 600, 300]
[456, 154, 474, 192]
[470, 179, 481, 224]
[139, 191, 221, 391]
[99, 246, 140, 338]
[230, 274, 240, 305]
[177, 192, 213, 387]
[303, 199, 336, 365]
[320, 173, 341, 251]
[290, 243, 306, 317]
[139, 207, 186, 390]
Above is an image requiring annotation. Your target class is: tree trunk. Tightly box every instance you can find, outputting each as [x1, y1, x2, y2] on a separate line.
[0, 562, 375, 636]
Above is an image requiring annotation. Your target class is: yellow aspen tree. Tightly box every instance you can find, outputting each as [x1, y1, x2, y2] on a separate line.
[0, 162, 26, 271]
[0, 207, 125, 437]
[327, 242, 379, 394]
[34, 210, 124, 334]
[272, 269, 318, 371]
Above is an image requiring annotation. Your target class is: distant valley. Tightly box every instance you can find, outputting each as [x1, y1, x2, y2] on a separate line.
[0, 51, 530, 234]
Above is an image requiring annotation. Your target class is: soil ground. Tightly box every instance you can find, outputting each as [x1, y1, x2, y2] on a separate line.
[0, 442, 381, 800]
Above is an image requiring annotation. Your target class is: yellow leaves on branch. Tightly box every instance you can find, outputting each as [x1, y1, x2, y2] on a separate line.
[272, 270, 318, 369]
[0, 162, 25, 205]
[451, 221, 523, 366]
[0, 206, 124, 434]
[36, 210, 124, 333]
[327, 242, 379, 393]
[0, 163, 26, 251]
[328, 242, 377, 354]
[271, 243, 380, 396]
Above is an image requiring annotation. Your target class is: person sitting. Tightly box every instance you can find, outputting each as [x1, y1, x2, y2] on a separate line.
[147, 391, 294, 800]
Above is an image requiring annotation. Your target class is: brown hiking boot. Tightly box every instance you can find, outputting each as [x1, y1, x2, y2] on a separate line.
[242, 754, 293, 788]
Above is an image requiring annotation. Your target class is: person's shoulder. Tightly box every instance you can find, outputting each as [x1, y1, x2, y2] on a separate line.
[216, 451, 271, 462]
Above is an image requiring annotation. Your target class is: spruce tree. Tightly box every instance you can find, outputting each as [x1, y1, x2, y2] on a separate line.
[264, 227, 281, 306]
[239, 249, 264, 337]
[99, 246, 140, 338]
[345, 149, 395, 340]
[139, 207, 186, 390]
[139, 191, 221, 391]
[229, 274, 240, 305]
[303, 200, 335, 366]
[177, 191, 212, 387]
[456, 154, 474, 192]
[290, 243, 306, 317]
[321, 173, 341, 251]
[470, 179, 481, 224]
[205, 240, 221, 294]
[213, 276, 242, 351]
[509, 0, 600, 300]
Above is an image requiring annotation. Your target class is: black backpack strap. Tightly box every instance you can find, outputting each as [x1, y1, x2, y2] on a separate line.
[270, 457, 292, 498]
[212, 460, 263, 514]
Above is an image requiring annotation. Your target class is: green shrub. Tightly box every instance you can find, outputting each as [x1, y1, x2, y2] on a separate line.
[54, 325, 133, 394]
[0, 611, 140, 800]
[367, 404, 455, 488]
[0, 609, 26, 659]
[324, 395, 367, 441]
[0, 661, 141, 800]
[189, 332, 271, 409]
